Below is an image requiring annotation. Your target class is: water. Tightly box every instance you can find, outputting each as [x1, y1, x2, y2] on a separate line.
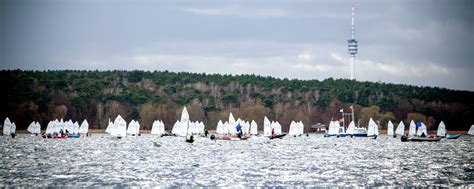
[0, 134, 472, 187]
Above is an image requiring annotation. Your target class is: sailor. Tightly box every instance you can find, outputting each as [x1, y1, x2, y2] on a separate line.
[204, 128, 208, 137]
[59, 129, 64, 137]
[271, 127, 275, 138]
[236, 124, 242, 138]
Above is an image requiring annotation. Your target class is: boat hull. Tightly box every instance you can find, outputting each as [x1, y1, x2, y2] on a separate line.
[447, 134, 462, 139]
[214, 135, 250, 141]
[401, 136, 441, 142]
[42, 135, 68, 139]
[268, 134, 286, 139]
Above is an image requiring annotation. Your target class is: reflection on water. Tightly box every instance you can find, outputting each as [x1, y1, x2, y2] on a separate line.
[0, 134, 472, 187]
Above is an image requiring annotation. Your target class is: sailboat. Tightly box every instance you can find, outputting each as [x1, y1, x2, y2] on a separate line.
[263, 116, 271, 137]
[288, 121, 299, 137]
[367, 118, 379, 139]
[387, 121, 394, 137]
[324, 121, 340, 137]
[264, 117, 286, 139]
[111, 115, 127, 139]
[179, 107, 193, 143]
[468, 125, 474, 135]
[395, 121, 405, 138]
[151, 120, 165, 136]
[250, 120, 258, 135]
[127, 120, 140, 136]
[3, 117, 16, 138]
[437, 121, 447, 137]
[79, 119, 89, 137]
[437, 121, 463, 139]
[27, 121, 41, 136]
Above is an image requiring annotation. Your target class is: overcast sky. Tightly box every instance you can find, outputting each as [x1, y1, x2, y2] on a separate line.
[1, 0, 473, 91]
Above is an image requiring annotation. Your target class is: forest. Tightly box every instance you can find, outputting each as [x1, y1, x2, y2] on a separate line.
[1, 70, 473, 132]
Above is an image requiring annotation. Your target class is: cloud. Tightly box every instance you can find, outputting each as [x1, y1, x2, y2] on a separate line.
[297, 52, 313, 61]
[179, 6, 288, 18]
[330, 52, 453, 81]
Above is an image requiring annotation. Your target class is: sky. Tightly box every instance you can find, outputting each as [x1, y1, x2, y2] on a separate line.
[1, 0, 473, 91]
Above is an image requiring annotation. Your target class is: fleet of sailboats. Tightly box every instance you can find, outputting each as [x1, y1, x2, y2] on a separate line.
[1, 106, 472, 142]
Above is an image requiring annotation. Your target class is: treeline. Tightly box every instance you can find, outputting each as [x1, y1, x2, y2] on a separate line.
[1, 70, 473, 132]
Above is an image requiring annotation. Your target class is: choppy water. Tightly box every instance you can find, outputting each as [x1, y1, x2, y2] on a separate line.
[0, 134, 473, 187]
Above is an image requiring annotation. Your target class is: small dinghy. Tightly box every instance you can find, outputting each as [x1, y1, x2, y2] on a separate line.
[401, 135, 441, 142]
[185, 135, 194, 143]
[446, 134, 462, 139]
[269, 134, 286, 139]
[212, 135, 249, 141]
[42, 135, 69, 139]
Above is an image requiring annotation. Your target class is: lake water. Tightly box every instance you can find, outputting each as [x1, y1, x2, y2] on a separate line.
[0, 134, 472, 187]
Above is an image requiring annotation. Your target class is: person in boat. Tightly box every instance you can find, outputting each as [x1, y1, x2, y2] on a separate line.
[421, 132, 426, 138]
[59, 129, 64, 137]
[271, 128, 275, 138]
[204, 128, 208, 137]
[236, 124, 242, 138]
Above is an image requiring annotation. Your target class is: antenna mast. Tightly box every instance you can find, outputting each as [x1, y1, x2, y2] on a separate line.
[348, 1, 358, 80]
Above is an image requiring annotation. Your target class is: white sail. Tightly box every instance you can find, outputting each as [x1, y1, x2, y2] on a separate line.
[79, 119, 89, 134]
[229, 113, 236, 127]
[3, 117, 12, 135]
[242, 121, 250, 134]
[27, 122, 36, 134]
[288, 121, 297, 136]
[127, 120, 140, 135]
[151, 120, 165, 135]
[180, 107, 189, 123]
[216, 120, 224, 134]
[387, 121, 394, 136]
[395, 121, 405, 136]
[346, 121, 355, 135]
[151, 120, 159, 134]
[73, 121, 80, 134]
[328, 121, 339, 135]
[105, 119, 113, 133]
[159, 120, 165, 134]
[367, 118, 378, 137]
[250, 120, 258, 135]
[223, 121, 229, 134]
[408, 120, 416, 136]
[274, 121, 282, 134]
[27, 121, 41, 134]
[437, 121, 447, 137]
[199, 121, 205, 134]
[63, 120, 72, 134]
[11, 123, 16, 134]
[111, 115, 127, 137]
[468, 125, 474, 135]
[298, 121, 304, 135]
[263, 116, 271, 136]
[45, 121, 54, 134]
